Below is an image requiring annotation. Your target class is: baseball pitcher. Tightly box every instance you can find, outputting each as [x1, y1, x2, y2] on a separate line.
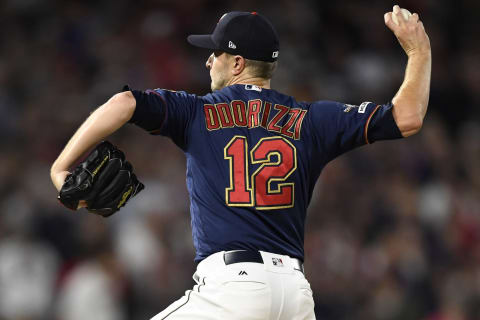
[51, 6, 431, 319]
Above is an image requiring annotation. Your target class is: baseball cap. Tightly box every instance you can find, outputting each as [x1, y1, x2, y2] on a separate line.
[187, 11, 279, 62]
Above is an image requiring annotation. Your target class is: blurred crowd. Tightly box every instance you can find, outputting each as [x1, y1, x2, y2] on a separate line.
[0, 0, 479, 319]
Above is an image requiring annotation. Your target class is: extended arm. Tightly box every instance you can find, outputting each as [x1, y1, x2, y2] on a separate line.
[385, 5, 431, 137]
[50, 91, 136, 192]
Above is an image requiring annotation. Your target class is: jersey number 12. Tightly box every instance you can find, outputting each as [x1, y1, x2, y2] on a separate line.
[224, 136, 297, 210]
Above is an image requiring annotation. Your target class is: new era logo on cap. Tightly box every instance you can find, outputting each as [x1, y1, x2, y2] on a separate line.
[228, 41, 237, 49]
[272, 51, 279, 58]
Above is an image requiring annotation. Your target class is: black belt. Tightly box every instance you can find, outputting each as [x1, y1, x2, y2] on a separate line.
[223, 250, 304, 274]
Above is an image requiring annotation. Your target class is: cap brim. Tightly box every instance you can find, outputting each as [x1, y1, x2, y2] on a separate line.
[187, 34, 218, 50]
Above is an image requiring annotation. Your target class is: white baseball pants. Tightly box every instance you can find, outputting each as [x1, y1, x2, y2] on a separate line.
[150, 251, 315, 320]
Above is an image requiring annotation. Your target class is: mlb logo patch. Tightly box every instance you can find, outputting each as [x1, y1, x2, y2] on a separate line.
[245, 84, 262, 92]
[272, 257, 284, 267]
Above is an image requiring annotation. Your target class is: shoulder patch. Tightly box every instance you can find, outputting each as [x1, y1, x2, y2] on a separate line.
[343, 104, 358, 113]
[343, 101, 372, 113]
[358, 101, 371, 114]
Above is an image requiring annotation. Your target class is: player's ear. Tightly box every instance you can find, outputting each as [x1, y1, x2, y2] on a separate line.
[231, 55, 246, 76]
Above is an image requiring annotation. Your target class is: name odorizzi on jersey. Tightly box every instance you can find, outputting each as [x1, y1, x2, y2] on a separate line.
[203, 99, 308, 140]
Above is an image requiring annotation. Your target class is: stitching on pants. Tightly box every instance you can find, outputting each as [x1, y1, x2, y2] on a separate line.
[198, 277, 206, 292]
[161, 290, 193, 319]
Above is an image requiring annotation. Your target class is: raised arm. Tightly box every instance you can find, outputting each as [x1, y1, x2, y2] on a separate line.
[50, 91, 136, 191]
[384, 5, 431, 137]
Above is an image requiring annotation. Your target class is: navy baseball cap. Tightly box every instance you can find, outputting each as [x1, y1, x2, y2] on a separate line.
[187, 11, 279, 62]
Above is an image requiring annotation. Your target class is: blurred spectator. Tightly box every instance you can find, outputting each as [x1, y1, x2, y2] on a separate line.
[0, 237, 58, 319]
[56, 253, 125, 320]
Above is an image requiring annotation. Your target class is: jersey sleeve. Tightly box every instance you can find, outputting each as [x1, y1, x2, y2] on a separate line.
[308, 100, 402, 161]
[126, 86, 198, 149]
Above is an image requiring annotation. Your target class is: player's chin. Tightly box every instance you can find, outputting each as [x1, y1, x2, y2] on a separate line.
[210, 81, 222, 92]
[210, 74, 228, 91]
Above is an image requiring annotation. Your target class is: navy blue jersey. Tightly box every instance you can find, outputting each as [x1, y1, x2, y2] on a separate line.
[128, 84, 402, 262]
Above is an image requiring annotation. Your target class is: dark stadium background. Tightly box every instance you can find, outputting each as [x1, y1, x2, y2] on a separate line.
[0, 0, 479, 319]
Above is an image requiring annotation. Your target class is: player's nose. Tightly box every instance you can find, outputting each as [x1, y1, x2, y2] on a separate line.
[206, 53, 214, 70]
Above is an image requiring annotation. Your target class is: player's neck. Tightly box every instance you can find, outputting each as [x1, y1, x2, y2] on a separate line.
[227, 74, 271, 89]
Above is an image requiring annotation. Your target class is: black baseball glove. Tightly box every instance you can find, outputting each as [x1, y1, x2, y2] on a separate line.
[58, 141, 144, 217]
